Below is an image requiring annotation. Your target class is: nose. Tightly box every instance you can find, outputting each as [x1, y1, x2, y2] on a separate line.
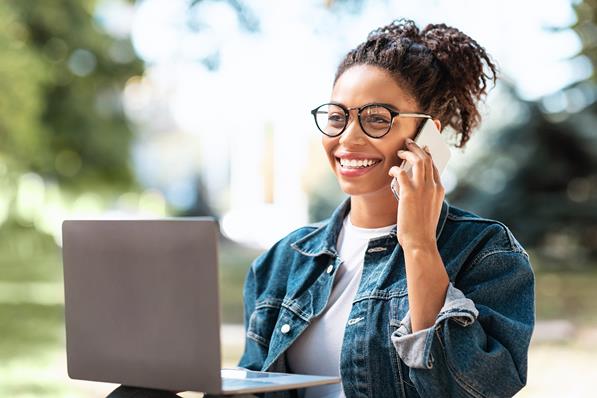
[338, 111, 368, 146]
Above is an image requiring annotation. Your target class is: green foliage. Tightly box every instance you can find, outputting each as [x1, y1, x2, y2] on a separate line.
[1, 0, 142, 190]
[0, 2, 49, 169]
[448, 86, 597, 265]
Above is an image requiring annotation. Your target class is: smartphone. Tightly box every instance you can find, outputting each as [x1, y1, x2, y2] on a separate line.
[391, 119, 451, 199]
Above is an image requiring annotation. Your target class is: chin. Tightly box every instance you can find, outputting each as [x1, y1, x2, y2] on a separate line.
[337, 180, 389, 198]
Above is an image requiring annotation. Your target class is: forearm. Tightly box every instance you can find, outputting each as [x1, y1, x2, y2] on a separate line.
[403, 245, 449, 332]
[392, 249, 534, 397]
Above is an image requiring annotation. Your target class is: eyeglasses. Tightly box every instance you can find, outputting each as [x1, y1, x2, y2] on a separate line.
[310, 102, 431, 139]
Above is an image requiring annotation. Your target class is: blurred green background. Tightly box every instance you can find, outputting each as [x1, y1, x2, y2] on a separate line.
[1, 0, 596, 397]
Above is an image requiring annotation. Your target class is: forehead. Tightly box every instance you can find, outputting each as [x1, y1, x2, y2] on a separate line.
[331, 64, 417, 110]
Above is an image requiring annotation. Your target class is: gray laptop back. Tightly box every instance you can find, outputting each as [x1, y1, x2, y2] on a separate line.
[62, 219, 222, 393]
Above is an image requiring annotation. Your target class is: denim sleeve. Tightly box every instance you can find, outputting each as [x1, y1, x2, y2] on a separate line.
[391, 250, 535, 398]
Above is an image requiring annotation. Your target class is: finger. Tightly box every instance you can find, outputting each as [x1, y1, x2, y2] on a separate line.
[430, 157, 441, 185]
[405, 138, 428, 160]
[406, 139, 433, 183]
[397, 149, 426, 184]
[396, 149, 419, 165]
[432, 163, 445, 201]
[423, 146, 436, 185]
[421, 145, 442, 186]
[388, 166, 413, 191]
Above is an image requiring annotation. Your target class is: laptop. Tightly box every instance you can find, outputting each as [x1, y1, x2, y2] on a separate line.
[61, 218, 340, 395]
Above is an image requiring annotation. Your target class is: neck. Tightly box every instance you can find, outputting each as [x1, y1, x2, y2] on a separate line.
[349, 191, 397, 228]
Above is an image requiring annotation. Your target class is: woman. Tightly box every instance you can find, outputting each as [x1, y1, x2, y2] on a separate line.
[238, 19, 534, 398]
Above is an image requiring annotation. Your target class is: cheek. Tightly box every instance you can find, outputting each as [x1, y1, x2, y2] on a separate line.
[321, 137, 336, 158]
[378, 138, 408, 169]
[379, 140, 403, 162]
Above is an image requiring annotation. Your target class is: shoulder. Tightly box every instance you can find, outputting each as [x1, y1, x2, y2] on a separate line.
[443, 202, 528, 257]
[442, 204, 534, 290]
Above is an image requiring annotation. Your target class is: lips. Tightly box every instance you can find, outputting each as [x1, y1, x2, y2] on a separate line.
[334, 152, 383, 177]
[338, 157, 379, 168]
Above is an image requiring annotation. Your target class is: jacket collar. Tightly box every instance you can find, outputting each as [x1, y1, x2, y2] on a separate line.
[290, 197, 450, 257]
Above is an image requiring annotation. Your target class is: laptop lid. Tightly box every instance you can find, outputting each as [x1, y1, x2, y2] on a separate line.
[62, 218, 222, 393]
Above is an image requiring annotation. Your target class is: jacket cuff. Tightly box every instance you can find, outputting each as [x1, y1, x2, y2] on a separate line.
[391, 283, 478, 369]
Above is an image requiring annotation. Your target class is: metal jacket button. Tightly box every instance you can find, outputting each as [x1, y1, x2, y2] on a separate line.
[326, 265, 334, 274]
[281, 324, 291, 334]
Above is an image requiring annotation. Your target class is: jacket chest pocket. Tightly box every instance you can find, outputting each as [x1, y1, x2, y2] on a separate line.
[247, 299, 283, 348]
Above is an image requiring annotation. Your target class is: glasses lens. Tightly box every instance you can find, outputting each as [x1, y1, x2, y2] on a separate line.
[360, 105, 392, 137]
[314, 104, 346, 136]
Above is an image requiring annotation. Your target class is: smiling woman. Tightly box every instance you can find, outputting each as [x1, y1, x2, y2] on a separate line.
[238, 18, 535, 398]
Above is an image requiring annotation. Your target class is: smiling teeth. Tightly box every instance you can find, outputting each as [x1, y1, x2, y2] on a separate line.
[339, 158, 379, 168]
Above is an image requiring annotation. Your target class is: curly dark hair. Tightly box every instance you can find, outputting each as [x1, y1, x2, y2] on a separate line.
[334, 19, 498, 148]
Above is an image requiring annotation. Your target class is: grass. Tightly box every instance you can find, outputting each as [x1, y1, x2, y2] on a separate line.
[0, 304, 64, 361]
[535, 270, 597, 325]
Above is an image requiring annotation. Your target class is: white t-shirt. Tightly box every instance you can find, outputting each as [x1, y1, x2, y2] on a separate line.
[286, 213, 395, 398]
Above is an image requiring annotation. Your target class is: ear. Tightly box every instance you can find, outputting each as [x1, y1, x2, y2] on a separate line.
[433, 119, 442, 132]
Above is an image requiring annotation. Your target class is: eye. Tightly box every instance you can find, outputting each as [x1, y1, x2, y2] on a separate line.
[328, 113, 346, 126]
[362, 106, 392, 125]
[364, 115, 390, 124]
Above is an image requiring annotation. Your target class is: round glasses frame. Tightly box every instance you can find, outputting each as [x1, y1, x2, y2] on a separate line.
[310, 102, 431, 139]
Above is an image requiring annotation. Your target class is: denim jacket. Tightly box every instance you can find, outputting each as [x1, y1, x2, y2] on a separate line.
[238, 198, 535, 398]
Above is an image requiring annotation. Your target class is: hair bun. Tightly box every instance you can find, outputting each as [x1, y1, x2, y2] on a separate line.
[368, 19, 420, 41]
[421, 23, 496, 96]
